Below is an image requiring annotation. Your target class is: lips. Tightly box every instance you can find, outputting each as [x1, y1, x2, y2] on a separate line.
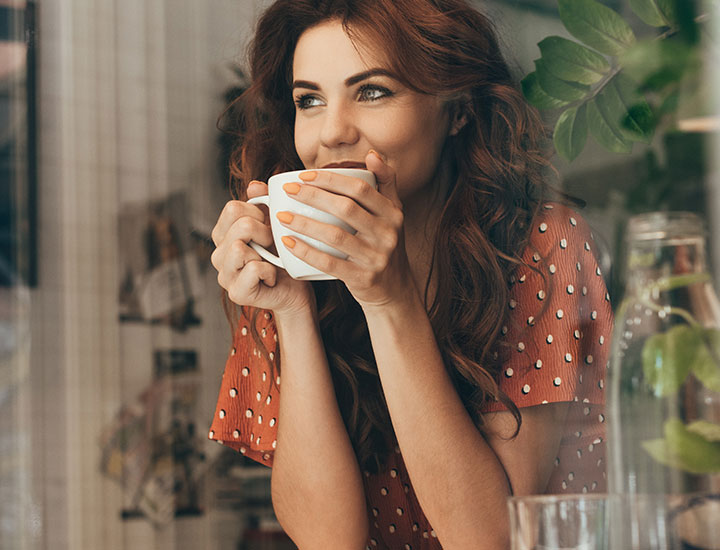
[321, 161, 367, 169]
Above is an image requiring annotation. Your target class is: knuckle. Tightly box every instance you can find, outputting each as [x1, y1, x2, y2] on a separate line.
[224, 200, 244, 219]
[210, 247, 222, 270]
[338, 197, 356, 218]
[328, 226, 346, 246]
[230, 239, 246, 255]
[390, 208, 404, 228]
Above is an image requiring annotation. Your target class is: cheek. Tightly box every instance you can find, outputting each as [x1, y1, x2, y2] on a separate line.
[293, 120, 316, 165]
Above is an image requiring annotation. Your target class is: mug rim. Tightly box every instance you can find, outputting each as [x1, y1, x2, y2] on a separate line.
[508, 493, 611, 505]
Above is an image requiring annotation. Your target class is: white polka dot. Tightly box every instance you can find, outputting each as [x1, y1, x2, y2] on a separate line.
[431, 531, 437, 538]
[584, 242, 591, 251]
[272, 440, 277, 449]
[547, 334, 554, 344]
[208, 430, 214, 439]
[556, 309, 564, 319]
[538, 290, 546, 300]
[505, 368, 514, 377]
[533, 253, 541, 262]
[256, 391, 262, 401]
[241, 327, 248, 336]
[517, 342, 525, 352]
[598, 414, 605, 423]
[269, 352, 275, 360]
[586, 355, 594, 364]
[519, 274, 527, 283]
[605, 293, 611, 301]
[245, 409, 253, 418]
[565, 353, 572, 362]
[229, 388, 237, 398]
[241, 367, 249, 377]
[554, 377, 562, 386]
[591, 310, 598, 320]
[390, 469, 398, 478]
[598, 380, 604, 389]
[261, 328, 267, 338]
[219, 409, 226, 419]
[423, 532, 429, 539]
[396, 508, 403, 516]
[240, 447, 246, 454]
[568, 472, 575, 481]
[583, 485, 589, 493]
[562, 481, 568, 490]
[599, 335, 605, 345]
[270, 418, 277, 427]
[544, 204, 554, 209]
[584, 407, 591, 415]
[262, 372, 267, 382]
[567, 284, 574, 294]
[233, 430, 240, 438]
[535, 359, 543, 369]
[501, 325, 508, 335]
[389, 525, 396, 533]
[539, 222, 548, 233]
[249, 433, 254, 442]
[582, 286, 588, 295]
[509, 299, 517, 309]
[570, 217, 577, 226]
[412, 524, 419, 532]
[276, 376, 281, 385]
[589, 443, 595, 452]
[576, 262, 582, 271]
[381, 487, 388, 496]
[522, 384, 531, 394]
[574, 330, 581, 339]
[527, 316, 535, 326]
[549, 264, 557, 274]
[577, 449, 583, 458]
[405, 545, 412, 550]
[560, 238, 568, 249]
[258, 415, 263, 424]
[542, 400, 549, 404]
[266, 395, 272, 405]
[596, 267, 602, 276]
[230, 347, 237, 356]
[372, 508, 379, 517]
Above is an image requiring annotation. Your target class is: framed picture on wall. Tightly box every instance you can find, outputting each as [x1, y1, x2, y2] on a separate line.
[0, 0, 38, 287]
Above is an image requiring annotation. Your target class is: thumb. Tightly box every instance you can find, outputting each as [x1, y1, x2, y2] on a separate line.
[246, 180, 268, 200]
[365, 150, 400, 206]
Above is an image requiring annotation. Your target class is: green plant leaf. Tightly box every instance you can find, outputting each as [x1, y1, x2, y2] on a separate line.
[587, 86, 632, 153]
[656, 0, 678, 27]
[613, 73, 655, 143]
[691, 328, 720, 393]
[538, 36, 611, 85]
[642, 418, 720, 474]
[649, 273, 711, 292]
[629, 0, 672, 27]
[554, 104, 588, 162]
[535, 59, 591, 102]
[642, 325, 697, 396]
[521, 72, 572, 110]
[558, 0, 636, 57]
[687, 420, 720, 443]
[620, 39, 694, 91]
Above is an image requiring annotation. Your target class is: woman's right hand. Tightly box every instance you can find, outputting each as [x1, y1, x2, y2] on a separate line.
[211, 181, 315, 316]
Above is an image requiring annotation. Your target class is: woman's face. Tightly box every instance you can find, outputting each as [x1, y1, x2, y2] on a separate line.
[292, 20, 453, 201]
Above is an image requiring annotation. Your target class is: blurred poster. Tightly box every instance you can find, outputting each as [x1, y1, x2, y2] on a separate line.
[99, 350, 206, 526]
[118, 192, 202, 331]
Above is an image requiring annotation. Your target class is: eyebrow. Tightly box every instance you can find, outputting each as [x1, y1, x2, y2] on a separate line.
[292, 68, 395, 91]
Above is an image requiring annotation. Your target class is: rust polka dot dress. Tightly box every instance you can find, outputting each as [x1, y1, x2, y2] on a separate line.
[209, 203, 613, 550]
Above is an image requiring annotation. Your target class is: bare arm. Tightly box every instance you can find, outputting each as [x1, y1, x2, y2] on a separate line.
[363, 293, 566, 550]
[271, 306, 368, 548]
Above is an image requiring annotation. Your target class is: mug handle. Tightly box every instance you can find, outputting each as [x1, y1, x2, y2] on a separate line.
[246, 196, 284, 268]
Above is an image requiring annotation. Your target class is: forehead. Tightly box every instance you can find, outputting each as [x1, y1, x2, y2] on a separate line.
[292, 20, 389, 78]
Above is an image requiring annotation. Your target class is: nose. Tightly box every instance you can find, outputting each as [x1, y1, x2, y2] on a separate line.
[319, 102, 360, 149]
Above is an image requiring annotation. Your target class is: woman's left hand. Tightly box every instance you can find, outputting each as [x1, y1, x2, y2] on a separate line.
[277, 150, 414, 309]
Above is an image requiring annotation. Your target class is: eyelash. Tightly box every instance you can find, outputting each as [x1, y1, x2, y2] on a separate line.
[294, 84, 393, 111]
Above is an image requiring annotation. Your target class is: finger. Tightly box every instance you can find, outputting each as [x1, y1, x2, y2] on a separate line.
[226, 260, 278, 306]
[294, 171, 389, 217]
[224, 215, 274, 249]
[279, 235, 349, 281]
[212, 200, 266, 246]
[246, 180, 268, 199]
[365, 150, 401, 207]
[275, 211, 379, 266]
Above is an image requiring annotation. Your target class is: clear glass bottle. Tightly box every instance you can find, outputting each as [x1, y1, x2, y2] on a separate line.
[607, 212, 720, 550]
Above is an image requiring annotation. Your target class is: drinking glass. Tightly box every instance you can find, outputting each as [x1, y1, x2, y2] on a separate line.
[508, 494, 609, 550]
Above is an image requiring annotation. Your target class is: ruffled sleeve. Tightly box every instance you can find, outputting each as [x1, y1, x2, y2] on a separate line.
[484, 203, 613, 412]
[208, 308, 280, 466]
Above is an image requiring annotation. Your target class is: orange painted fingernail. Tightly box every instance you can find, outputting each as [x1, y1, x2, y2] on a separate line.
[299, 171, 317, 181]
[276, 211, 294, 224]
[283, 182, 301, 194]
[281, 236, 296, 249]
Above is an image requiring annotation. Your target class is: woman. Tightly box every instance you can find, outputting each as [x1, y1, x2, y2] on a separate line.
[209, 0, 612, 548]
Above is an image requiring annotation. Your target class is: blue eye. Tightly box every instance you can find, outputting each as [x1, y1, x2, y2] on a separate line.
[358, 84, 392, 102]
[294, 94, 323, 110]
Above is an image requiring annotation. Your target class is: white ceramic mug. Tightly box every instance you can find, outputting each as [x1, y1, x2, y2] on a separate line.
[247, 168, 377, 281]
